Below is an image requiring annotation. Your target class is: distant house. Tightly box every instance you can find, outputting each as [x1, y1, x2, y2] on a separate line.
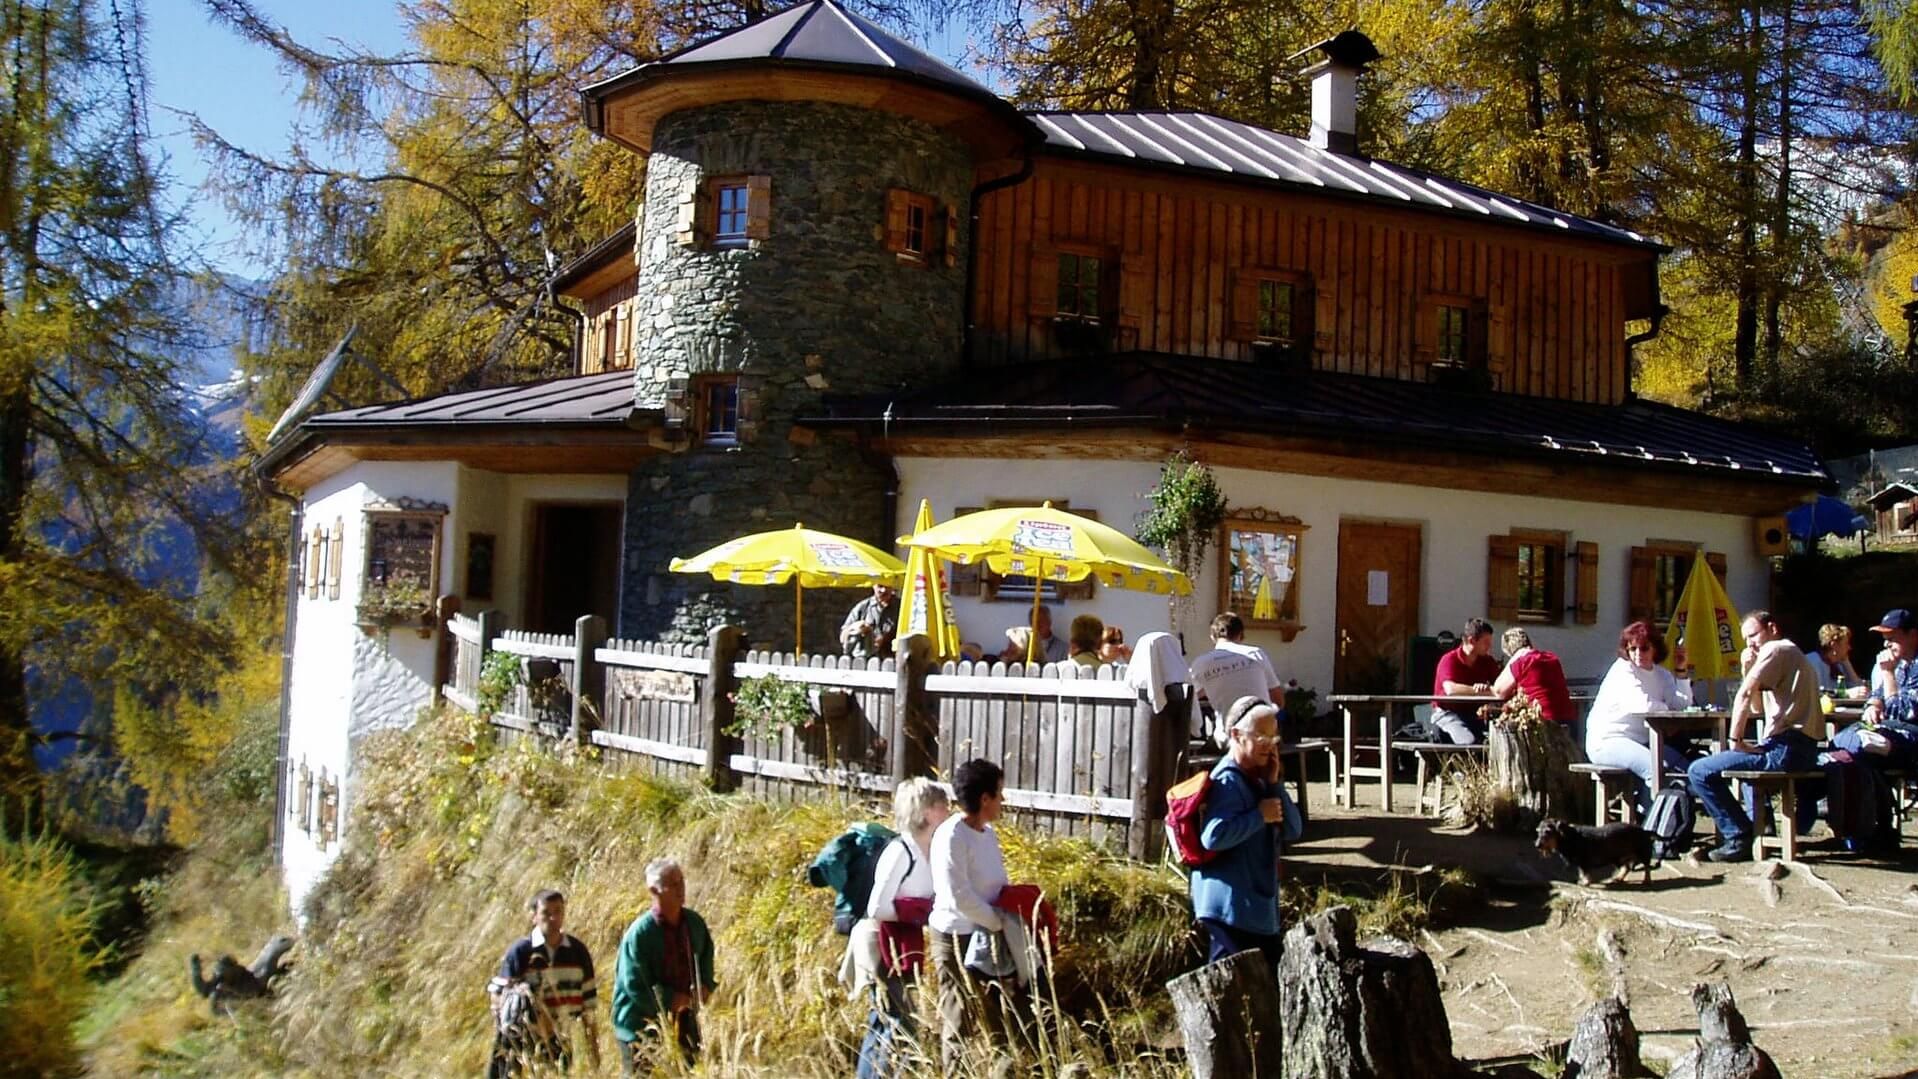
[256, 3, 1827, 908]
[1868, 482, 1918, 540]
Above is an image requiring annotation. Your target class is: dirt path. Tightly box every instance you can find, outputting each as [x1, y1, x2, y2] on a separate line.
[1293, 785, 1918, 1077]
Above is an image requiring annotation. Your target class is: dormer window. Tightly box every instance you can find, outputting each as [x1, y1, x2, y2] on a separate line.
[714, 182, 749, 247]
[1056, 252, 1102, 321]
[1438, 304, 1469, 364]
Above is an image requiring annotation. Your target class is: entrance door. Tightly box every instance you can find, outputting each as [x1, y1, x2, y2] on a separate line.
[1334, 521, 1423, 694]
[525, 503, 623, 634]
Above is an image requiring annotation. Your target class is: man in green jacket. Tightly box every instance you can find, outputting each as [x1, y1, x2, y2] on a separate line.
[612, 858, 716, 1073]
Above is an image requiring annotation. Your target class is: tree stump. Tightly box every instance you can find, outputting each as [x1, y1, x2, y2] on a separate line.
[1279, 906, 1473, 1079]
[1488, 719, 1586, 830]
[1665, 982, 1781, 1079]
[1564, 996, 1649, 1078]
[1167, 949, 1282, 1079]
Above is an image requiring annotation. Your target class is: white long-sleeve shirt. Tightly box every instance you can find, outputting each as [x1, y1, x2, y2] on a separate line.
[865, 833, 934, 922]
[929, 814, 1008, 935]
[1585, 657, 1691, 749]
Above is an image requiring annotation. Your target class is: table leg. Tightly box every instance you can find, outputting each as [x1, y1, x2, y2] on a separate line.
[1415, 753, 1430, 817]
[1292, 757, 1309, 816]
[1341, 707, 1355, 809]
[1781, 784, 1798, 863]
[1379, 710, 1394, 814]
[1648, 728, 1668, 792]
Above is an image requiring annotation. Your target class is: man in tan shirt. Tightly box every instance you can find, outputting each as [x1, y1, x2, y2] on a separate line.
[1687, 610, 1823, 862]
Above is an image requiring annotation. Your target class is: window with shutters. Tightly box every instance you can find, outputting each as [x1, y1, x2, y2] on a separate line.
[1056, 252, 1102, 321]
[1626, 542, 1726, 629]
[905, 201, 928, 255]
[600, 309, 619, 370]
[1516, 540, 1558, 621]
[1487, 528, 1596, 626]
[698, 375, 739, 445]
[714, 181, 749, 246]
[1438, 304, 1469, 364]
[1258, 280, 1296, 343]
[883, 188, 938, 262]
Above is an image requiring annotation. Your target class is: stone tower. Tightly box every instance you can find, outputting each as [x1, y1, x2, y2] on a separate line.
[583, 0, 1034, 644]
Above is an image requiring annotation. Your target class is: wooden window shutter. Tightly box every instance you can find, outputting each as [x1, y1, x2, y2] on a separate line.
[306, 528, 323, 599]
[1413, 298, 1436, 361]
[1487, 533, 1521, 622]
[327, 518, 345, 600]
[1296, 277, 1320, 356]
[1469, 299, 1491, 368]
[941, 205, 960, 268]
[675, 178, 708, 247]
[1627, 545, 1654, 627]
[1028, 245, 1058, 319]
[1120, 259, 1147, 331]
[744, 175, 772, 240]
[1227, 269, 1257, 341]
[1573, 540, 1598, 625]
[884, 188, 909, 253]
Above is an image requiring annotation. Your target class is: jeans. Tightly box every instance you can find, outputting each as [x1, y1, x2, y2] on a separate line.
[1687, 730, 1817, 845]
[1199, 917, 1283, 978]
[1833, 722, 1918, 770]
[1586, 735, 1689, 816]
[855, 974, 916, 1079]
[1432, 709, 1481, 745]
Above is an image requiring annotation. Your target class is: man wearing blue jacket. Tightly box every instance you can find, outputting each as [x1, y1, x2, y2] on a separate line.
[1192, 696, 1301, 973]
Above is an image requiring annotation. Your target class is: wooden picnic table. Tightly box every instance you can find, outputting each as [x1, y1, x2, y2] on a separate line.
[1642, 710, 1732, 790]
[1327, 693, 1502, 813]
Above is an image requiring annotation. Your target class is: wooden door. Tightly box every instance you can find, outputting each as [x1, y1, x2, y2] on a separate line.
[1334, 521, 1423, 694]
[525, 503, 624, 634]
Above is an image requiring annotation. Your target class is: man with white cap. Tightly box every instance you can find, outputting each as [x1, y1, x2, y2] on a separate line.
[1190, 696, 1300, 975]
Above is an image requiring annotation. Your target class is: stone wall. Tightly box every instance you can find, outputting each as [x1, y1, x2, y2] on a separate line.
[621, 100, 976, 644]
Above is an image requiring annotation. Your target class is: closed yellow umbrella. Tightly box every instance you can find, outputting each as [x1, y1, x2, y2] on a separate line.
[1663, 552, 1745, 682]
[897, 500, 962, 661]
[1252, 575, 1279, 621]
[669, 524, 904, 653]
[899, 502, 1191, 663]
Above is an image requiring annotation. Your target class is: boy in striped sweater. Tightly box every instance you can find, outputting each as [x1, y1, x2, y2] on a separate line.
[488, 889, 600, 1076]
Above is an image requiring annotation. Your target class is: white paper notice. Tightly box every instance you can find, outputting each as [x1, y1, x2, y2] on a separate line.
[1366, 570, 1389, 606]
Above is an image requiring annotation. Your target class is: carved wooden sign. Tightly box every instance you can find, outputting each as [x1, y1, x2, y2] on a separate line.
[613, 668, 698, 703]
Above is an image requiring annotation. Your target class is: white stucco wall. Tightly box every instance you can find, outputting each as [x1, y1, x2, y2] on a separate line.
[895, 456, 1768, 695]
[451, 468, 627, 629]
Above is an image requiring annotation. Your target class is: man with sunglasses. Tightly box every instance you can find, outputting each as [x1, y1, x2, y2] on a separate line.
[1189, 697, 1302, 975]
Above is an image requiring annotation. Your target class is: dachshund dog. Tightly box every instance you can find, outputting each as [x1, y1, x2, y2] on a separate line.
[1535, 818, 1656, 885]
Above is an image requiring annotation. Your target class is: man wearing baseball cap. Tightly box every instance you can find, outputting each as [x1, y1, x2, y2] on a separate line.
[1190, 696, 1302, 976]
[1837, 608, 1918, 769]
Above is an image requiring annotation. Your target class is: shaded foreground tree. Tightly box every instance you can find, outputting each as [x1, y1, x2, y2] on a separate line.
[0, 0, 239, 812]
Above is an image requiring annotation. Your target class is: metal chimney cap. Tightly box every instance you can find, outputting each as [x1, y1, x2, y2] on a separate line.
[1287, 29, 1382, 71]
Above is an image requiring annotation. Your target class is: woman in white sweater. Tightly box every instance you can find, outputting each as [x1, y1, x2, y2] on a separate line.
[855, 778, 950, 1079]
[1585, 621, 1692, 815]
[928, 758, 1011, 1074]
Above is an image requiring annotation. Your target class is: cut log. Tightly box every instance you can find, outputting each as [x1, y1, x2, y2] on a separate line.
[1564, 996, 1649, 1078]
[1167, 949, 1282, 1079]
[1488, 719, 1586, 830]
[1665, 982, 1781, 1079]
[1279, 906, 1473, 1079]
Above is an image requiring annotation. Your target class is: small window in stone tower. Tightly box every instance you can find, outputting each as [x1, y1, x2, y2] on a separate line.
[1056, 252, 1102, 321]
[905, 202, 928, 256]
[700, 376, 740, 444]
[714, 182, 749, 246]
[1437, 303, 1469, 364]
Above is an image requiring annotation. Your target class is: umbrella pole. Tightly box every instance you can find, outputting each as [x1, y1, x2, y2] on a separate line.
[795, 579, 803, 655]
[1027, 559, 1042, 665]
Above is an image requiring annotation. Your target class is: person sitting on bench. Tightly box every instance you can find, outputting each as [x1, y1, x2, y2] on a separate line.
[1429, 618, 1500, 745]
[1586, 621, 1692, 816]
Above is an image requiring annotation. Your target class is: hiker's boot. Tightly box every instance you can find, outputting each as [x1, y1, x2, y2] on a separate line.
[1706, 838, 1752, 862]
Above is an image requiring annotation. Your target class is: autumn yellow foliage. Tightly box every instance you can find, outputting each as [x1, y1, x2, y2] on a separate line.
[0, 828, 110, 1077]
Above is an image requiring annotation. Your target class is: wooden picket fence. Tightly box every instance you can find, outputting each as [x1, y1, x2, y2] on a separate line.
[443, 615, 1188, 859]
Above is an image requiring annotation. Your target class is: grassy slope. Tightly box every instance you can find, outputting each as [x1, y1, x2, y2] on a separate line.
[81, 708, 1463, 1077]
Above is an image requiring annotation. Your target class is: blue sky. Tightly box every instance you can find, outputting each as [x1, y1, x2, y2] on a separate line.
[146, 0, 411, 278]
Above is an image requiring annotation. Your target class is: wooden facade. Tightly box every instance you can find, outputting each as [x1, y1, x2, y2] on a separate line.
[969, 159, 1655, 406]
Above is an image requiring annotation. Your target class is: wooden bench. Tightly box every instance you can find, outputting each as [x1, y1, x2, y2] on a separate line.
[1390, 742, 1487, 817]
[1569, 763, 1638, 826]
[1723, 770, 1826, 862]
[1280, 738, 1339, 816]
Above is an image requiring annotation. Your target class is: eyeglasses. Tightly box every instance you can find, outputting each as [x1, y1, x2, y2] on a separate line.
[1236, 732, 1281, 747]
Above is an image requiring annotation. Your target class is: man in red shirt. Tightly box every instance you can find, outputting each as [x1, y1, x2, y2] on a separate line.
[1492, 627, 1575, 723]
[1430, 618, 1501, 744]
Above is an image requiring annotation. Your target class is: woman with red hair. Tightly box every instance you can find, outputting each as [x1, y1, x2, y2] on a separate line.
[1584, 621, 1693, 815]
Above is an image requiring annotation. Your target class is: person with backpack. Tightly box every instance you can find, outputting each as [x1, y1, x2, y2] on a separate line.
[854, 777, 952, 1079]
[611, 859, 716, 1072]
[809, 821, 898, 935]
[486, 889, 599, 1077]
[1190, 697, 1303, 976]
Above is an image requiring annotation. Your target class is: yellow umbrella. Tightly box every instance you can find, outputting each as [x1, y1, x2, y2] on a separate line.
[897, 500, 962, 661]
[899, 501, 1191, 663]
[1663, 552, 1745, 682]
[1252, 575, 1278, 621]
[669, 524, 904, 653]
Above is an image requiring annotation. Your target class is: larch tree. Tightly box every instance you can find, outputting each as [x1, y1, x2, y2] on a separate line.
[0, 0, 238, 810]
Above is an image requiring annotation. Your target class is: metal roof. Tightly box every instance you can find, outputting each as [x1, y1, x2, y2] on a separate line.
[585, 0, 990, 100]
[305, 370, 641, 428]
[1026, 111, 1662, 251]
[808, 353, 1824, 485]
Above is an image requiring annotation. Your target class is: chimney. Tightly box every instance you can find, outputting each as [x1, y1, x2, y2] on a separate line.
[1290, 30, 1381, 156]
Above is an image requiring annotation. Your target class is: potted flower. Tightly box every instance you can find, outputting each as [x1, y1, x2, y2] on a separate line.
[356, 569, 435, 636]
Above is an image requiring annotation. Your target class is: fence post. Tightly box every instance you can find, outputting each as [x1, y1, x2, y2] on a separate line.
[477, 609, 502, 664]
[891, 635, 934, 783]
[432, 594, 461, 703]
[1129, 684, 1183, 861]
[571, 614, 608, 747]
[702, 624, 744, 791]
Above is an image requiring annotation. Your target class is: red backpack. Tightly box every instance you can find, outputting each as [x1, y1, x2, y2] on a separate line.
[1164, 769, 1220, 867]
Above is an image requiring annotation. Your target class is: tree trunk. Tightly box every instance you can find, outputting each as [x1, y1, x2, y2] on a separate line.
[1733, 0, 1764, 390]
[1666, 982, 1781, 1079]
[1565, 996, 1650, 1078]
[1167, 948, 1282, 1079]
[1488, 720, 1584, 829]
[1279, 906, 1473, 1079]
[0, 387, 34, 814]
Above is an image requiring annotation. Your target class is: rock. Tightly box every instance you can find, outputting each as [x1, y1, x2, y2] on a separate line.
[1665, 982, 1781, 1079]
[1563, 996, 1649, 1078]
[1279, 906, 1474, 1079]
[1758, 861, 1787, 881]
[1755, 879, 1780, 908]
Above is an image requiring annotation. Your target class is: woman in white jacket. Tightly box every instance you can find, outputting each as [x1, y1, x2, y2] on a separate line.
[854, 778, 949, 1079]
[1585, 621, 1692, 816]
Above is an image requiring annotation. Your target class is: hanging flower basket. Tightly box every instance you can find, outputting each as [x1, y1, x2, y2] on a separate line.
[355, 570, 434, 635]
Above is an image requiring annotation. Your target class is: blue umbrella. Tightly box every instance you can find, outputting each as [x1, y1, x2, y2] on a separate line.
[1785, 495, 1865, 540]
